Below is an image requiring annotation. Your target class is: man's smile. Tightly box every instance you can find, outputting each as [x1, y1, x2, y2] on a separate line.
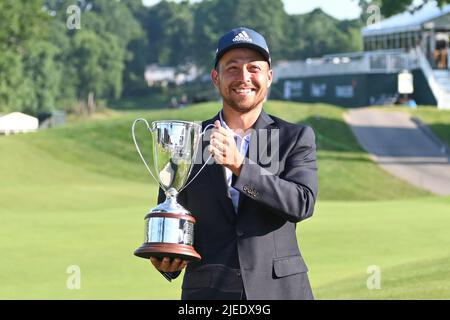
[232, 87, 256, 97]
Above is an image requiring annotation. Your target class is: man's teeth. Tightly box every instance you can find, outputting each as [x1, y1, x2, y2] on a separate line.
[235, 89, 252, 94]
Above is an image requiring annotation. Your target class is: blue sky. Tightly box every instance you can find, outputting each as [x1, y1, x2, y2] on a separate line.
[142, 0, 362, 20]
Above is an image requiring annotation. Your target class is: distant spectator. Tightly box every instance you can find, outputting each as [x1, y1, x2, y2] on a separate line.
[396, 95, 417, 108]
[179, 94, 188, 108]
[170, 96, 178, 109]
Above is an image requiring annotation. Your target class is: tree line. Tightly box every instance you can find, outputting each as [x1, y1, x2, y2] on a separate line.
[3, 0, 441, 115]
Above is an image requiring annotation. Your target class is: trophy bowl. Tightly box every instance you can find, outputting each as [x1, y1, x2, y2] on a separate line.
[132, 119, 209, 261]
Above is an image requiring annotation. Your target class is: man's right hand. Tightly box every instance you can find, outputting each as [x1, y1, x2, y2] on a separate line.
[150, 257, 188, 273]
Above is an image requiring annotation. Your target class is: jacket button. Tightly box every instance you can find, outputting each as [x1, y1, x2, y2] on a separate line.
[236, 229, 244, 237]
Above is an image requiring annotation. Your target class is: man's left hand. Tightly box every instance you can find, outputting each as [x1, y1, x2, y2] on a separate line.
[209, 120, 245, 176]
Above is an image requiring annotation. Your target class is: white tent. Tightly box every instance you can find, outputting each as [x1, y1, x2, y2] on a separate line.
[0, 112, 39, 135]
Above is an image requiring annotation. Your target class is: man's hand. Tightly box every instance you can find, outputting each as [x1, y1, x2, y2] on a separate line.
[150, 257, 188, 273]
[209, 120, 245, 176]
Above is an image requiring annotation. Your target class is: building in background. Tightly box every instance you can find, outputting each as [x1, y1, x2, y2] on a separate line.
[37, 111, 66, 129]
[272, 2, 450, 109]
[144, 64, 201, 87]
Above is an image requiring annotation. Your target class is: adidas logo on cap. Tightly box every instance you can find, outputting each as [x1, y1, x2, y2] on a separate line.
[232, 31, 252, 43]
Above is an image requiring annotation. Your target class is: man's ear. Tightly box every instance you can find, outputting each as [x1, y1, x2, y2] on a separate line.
[211, 68, 219, 87]
[267, 69, 273, 88]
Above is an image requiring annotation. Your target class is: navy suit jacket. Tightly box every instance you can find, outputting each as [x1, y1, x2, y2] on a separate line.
[157, 109, 318, 300]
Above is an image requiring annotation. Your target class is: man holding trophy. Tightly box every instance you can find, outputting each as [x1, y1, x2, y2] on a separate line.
[133, 27, 318, 300]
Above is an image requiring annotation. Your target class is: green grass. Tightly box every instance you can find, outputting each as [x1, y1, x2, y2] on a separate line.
[109, 94, 172, 110]
[408, 107, 450, 147]
[303, 198, 450, 299]
[0, 101, 448, 299]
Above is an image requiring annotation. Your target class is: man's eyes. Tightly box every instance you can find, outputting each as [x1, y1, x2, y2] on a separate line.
[249, 65, 261, 71]
[226, 65, 261, 72]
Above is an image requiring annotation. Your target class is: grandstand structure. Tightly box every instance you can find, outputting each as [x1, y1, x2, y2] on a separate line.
[272, 2, 450, 109]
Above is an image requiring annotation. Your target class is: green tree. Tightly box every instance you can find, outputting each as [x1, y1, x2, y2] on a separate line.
[282, 14, 307, 60]
[70, 30, 125, 103]
[86, 0, 143, 48]
[124, 0, 151, 25]
[0, 0, 51, 113]
[21, 39, 62, 113]
[192, 0, 287, 69]
[0, 0, 49, 51]
[122, 0, 152, 96]
[0, 50, 35, 113]
[146, 0, 194, 66]
[337, 18, 364, 53]
[87, 0, 146, 101]
[47, 17, 79, 111]
[284, 9, 363, 60]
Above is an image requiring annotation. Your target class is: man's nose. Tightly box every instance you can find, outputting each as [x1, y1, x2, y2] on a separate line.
[236, 65, 251, 82]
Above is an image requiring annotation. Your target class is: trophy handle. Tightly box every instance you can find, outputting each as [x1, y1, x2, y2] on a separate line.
[132, 118, 160, 186]
[179, 123, 215, 192]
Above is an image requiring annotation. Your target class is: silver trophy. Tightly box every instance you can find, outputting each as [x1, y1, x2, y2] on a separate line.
[132, 119, 213, 261]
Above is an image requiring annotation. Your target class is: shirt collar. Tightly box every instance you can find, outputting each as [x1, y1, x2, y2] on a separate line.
[219, 110, 251, 142]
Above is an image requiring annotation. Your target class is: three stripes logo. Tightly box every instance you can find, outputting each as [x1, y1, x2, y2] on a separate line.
[232, 31, 252, 43]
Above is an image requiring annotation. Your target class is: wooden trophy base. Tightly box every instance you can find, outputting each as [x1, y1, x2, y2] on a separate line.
[134, 242, 201, 261]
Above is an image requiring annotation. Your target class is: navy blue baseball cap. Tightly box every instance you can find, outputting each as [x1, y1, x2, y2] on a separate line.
[214, 27, 271, 68]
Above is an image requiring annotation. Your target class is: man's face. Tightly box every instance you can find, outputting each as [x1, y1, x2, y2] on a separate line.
[211, 48, 273, 113]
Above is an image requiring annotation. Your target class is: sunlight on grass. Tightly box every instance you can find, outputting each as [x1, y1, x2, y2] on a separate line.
[1, 101, 449, 299]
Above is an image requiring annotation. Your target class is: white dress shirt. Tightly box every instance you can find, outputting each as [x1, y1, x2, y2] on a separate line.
[219, 111, 251, 213]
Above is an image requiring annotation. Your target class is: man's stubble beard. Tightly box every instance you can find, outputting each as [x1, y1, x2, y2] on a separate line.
[221, 87, 267, 114]
[223, 97, 259, 113]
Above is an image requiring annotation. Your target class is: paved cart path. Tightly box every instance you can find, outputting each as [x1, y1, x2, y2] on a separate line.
[344, 108, 450, 196]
